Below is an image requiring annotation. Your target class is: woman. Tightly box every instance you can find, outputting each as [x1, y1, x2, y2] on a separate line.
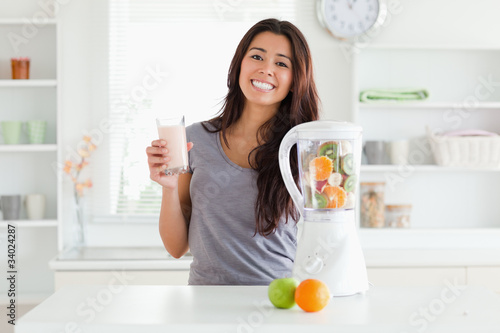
[146, 18, 319, 285]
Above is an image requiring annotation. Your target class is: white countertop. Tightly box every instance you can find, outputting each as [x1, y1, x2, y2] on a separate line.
[48, 246, 500, 271]
[16, 285, 500, 333]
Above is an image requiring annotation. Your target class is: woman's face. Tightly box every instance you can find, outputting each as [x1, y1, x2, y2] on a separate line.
[239, 31, 293, 112]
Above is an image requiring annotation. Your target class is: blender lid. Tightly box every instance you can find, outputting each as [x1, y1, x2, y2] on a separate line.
[294, 120, 362, 140]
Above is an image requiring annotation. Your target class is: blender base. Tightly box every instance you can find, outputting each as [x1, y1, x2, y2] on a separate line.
[292, 210, 369, 296]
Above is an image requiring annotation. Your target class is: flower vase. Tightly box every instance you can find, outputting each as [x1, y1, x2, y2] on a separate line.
[73, 196, 87, 247]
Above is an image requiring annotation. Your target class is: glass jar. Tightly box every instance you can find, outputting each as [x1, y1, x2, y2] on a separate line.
[360, 182, 385, 228]
[385, 204, 412, 228]
[11, 57, 30, 79]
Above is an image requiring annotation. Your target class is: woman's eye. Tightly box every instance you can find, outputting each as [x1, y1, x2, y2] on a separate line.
[251, 55, 263, 61]
[277, 62, 288, 68]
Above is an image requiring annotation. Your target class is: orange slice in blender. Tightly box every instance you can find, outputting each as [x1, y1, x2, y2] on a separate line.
[309, 156, 333, 181]
[322, 185, 347, 208]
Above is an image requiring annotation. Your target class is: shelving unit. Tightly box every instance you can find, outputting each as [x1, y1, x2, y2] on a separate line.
[354, 45, 500, 248]
[0, 11, 61, 298]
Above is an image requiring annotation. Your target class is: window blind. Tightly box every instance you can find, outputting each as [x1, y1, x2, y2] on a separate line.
[90, 0, 298, 222]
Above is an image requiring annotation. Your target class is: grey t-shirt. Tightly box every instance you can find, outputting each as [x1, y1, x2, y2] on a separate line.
[185, 122, 297, 285]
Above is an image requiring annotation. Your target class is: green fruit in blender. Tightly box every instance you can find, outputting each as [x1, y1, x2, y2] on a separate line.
[318, 142, 338, 160]
[343, 175, 357, 193]
[341, 154, 354, 175]
[268, 277, 300, 309]
[313, 193, 328, 209]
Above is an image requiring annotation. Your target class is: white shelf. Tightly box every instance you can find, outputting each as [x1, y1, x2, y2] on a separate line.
[0, 144, 57, 152]
[0, 18, 57, 25]
[0, 80, 57, 87]
[358, 101, 500, 110]
[361, 164, 500, 172]
[0, 219, 58, 227]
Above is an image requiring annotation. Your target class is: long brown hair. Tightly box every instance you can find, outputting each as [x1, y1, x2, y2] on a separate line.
[203, 18, 320, 236]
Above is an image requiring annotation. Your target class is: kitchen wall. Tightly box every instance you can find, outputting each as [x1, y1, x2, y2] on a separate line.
[3, 0, 499, 299]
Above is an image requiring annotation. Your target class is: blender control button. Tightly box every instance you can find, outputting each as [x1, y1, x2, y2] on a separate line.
[304, 257, 324, 274]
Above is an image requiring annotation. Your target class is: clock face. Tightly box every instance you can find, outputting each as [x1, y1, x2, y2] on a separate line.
[319, 0, 382, 39]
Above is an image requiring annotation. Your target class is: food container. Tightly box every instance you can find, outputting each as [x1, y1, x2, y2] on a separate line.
[360, 182, 385, 228]
[11, 57, 30, 79]
[385, 204, 412, 228]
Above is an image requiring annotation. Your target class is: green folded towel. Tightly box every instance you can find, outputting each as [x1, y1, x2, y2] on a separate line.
[359, 89, 429, 103]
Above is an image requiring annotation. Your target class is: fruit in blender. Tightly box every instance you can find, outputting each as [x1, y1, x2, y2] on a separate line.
[317, 141, 338, 160]
[327, 172, 343, 187]
[322, 185, 347, 208]
[313, 193, 328, 209]
[309, 156, 333, 181]
[343, 175, 357, 193]
[341, 153, 354, 175]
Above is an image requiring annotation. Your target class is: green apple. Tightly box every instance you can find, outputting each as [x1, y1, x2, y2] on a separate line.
[268, 277, 300, 309]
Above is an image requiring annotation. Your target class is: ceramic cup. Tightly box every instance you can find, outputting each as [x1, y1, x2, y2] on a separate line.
[1, 121, 22, 144]
[25, 194, 46, 220]
[26, 120, 47, 144]
[389, 140, 410, 165]
[364, 141, 388, 165]
[0, 195, 21, 220]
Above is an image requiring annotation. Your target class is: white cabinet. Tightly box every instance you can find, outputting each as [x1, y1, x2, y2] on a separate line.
[0, 14, 60, 297]
[353, 46, 500, 248]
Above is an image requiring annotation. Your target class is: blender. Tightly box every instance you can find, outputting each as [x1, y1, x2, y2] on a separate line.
[279, 120, 369, 296]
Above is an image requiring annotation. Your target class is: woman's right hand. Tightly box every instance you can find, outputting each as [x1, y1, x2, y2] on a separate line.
[146, 140, 194, 189]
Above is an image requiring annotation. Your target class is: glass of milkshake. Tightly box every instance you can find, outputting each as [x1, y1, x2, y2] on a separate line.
[156, 115, 189, 176]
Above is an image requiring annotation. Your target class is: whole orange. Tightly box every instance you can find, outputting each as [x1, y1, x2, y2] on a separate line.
[294, 279, 331, 312]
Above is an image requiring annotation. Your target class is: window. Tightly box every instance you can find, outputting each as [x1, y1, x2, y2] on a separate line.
[90, 0, 297, 222]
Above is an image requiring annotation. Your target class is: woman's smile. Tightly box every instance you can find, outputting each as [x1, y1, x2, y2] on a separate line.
[251, 79, 275, 92]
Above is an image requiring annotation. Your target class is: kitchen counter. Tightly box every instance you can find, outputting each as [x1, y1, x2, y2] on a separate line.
[48, 246, 500, 271]
[16, 285, 500, 333]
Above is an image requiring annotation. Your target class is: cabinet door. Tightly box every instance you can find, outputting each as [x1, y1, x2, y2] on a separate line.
[467, 267, 500, 293]
[54, 270, 190, 290]
[367, 267, 467, 287]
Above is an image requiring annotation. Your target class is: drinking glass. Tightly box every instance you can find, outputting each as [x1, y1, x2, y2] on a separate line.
[156, 115, 189, 176]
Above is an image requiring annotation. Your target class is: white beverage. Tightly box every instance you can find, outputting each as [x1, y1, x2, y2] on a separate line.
[157, 121, 189, 175]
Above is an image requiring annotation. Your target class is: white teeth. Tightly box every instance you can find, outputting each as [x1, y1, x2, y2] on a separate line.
[252, 80, 274, 90]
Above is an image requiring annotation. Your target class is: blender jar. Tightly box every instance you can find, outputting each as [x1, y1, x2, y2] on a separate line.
[299, 139, 358, 211]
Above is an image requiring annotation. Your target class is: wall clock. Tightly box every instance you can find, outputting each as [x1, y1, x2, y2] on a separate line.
[316, 0, 387, 42]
